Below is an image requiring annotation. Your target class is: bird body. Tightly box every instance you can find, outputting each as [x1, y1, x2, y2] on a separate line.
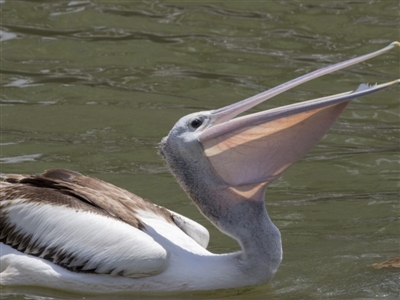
[1, 42, 399, 293]
[1, 169, 278, 292]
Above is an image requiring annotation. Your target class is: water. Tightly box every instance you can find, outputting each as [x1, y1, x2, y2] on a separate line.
[1, 0, 399, 299]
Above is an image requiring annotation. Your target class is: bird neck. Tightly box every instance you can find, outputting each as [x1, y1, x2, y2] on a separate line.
[159, 139, 282, 283]
[194, 186, 282, 283]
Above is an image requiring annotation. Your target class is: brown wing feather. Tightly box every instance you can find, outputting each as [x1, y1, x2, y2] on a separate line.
[4, 168, 174, 229]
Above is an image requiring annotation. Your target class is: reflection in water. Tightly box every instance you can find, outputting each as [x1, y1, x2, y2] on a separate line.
[1, 0, 399, 299]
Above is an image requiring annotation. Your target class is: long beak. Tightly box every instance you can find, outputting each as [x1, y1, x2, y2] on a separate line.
[198, 42, 399, 200]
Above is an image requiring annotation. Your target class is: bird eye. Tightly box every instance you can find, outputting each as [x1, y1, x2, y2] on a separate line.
[189, 117, 203, 129]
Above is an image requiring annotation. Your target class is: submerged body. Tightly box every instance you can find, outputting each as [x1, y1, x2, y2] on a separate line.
[1, 42, 399, 293]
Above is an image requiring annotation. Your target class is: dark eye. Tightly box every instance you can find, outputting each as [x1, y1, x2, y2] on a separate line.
[190, 118, 203, 129]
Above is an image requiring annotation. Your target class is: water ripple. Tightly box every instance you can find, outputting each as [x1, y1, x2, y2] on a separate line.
[0, 29, 17, 42]
[0, 154, 42, 164]
[2, 23, 211, 44]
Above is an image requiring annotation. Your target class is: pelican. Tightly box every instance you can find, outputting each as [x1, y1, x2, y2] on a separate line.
[1, 42, 399, 293]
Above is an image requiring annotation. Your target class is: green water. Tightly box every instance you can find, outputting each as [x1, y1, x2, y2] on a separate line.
[1, 1, 399, 299]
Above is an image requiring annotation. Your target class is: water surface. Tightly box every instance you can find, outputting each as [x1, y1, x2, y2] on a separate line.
[1, 1, 399, 299]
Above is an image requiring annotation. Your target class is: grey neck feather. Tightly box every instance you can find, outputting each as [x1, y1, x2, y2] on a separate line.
[159, 135, 282, 282]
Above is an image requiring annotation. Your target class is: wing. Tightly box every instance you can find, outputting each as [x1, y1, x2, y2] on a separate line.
[0, 169, 174, 278]
[169, 210, 210, 248]
[38, 169, 210, 247]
